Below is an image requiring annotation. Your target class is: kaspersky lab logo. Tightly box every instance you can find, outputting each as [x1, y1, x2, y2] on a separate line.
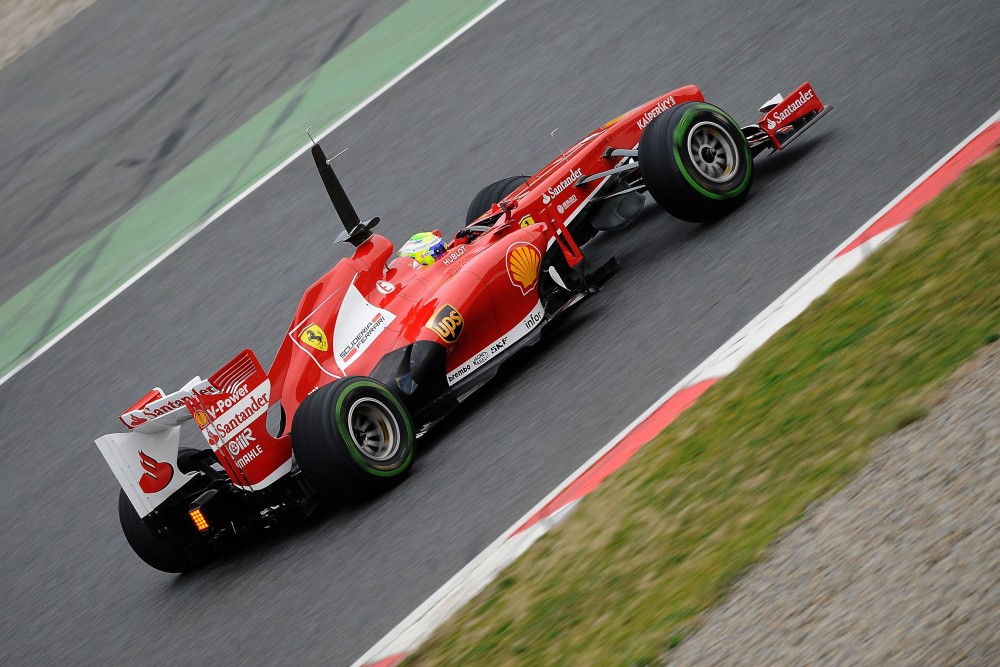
[636, 96, 676, 130]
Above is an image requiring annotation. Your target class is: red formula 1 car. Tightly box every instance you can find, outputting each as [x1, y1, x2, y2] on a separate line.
[96, 82, 829, 571]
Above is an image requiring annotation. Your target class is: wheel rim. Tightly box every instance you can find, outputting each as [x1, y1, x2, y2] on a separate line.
[347, 398, 400, 462]
[687, 121, 739, 183]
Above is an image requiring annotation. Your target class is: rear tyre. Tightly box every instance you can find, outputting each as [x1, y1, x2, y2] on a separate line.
[291, 377, 415, 500]
[118, 489, 195, 573]
[638, 101, 752, 223]
[117, 448, 213, 573]
[465, 175, 524, 225]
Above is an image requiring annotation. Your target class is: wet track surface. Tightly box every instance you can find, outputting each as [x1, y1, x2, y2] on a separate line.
[2, 0, 999, 663]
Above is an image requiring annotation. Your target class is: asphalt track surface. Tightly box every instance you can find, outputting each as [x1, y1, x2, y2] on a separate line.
[2, 0, 998, 664]
[0, 0, 408, 304]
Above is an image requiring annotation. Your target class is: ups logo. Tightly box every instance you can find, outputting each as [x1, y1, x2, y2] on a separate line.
[427, 304, 464, 343]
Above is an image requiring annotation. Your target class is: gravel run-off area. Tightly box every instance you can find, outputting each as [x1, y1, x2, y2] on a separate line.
[667, 340, 1000, 666]
[0, 0, 97, 70]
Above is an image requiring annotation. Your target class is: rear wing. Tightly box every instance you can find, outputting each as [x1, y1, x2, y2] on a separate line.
[96, 349, 293, 516]
[117, 378, 214, 432]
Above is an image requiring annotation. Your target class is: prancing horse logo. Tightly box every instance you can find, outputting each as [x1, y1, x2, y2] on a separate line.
[299, 324, 329, 352]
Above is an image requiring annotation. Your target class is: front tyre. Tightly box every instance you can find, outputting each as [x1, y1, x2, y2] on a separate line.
[465, 175, 524, 225]
[638, 101, 752, 223]
[291, 377, 415, 500]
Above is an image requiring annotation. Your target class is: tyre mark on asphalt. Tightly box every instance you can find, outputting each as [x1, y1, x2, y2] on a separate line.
[0, 64, 185, 198]
[0, 162, 97, 265]
[137, 96, 208, 194]
[0, 228, 109, 350]
[199, 9, 366, 217]
[0, 0, 503, 383]
[0, 260, 75, 341]
[3, 12, 366, 351]
[1, 82, 210, 349]
[0, 66, 191, 272]
[25, 231, 113, 351]
[113, 66, 190, 140]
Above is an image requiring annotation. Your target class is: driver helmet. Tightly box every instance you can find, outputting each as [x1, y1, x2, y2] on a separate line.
[398, 230, 446, 266]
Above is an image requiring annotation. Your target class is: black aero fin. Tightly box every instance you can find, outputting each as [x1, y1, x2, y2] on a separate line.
[310, 142, 377, 246]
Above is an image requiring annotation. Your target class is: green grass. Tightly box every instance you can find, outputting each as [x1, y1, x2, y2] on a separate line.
[406, 149, 1000, 666]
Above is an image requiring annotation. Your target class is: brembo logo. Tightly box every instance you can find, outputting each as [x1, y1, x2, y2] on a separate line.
[541, 168, 583, 205]
[636, 96, 676, 130]
[767, 88, 814, 130]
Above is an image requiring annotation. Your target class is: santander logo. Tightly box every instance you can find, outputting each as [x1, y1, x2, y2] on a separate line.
[137, 450, 174, 494]
[767, 88, 814, 130]
[541, 168, 583, 205]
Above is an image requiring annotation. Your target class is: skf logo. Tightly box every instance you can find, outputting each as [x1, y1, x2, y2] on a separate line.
[137, 451, 174, 494]
[518, 215, 536, 228]
[507, 243, 541, 295]
[427, 304, 464, 343]
[299, 324, 329, 351]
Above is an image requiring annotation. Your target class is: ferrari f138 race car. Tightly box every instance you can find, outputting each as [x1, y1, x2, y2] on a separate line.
[97, 82, 829, 571]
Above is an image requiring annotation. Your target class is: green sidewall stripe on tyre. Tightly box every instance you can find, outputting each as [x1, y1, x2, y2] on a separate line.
[334, 380, 414, 477]
[671, 103, 752, 201]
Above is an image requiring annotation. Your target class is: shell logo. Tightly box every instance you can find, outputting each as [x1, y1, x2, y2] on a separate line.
[506, 243, 541, 295]
[193, 410, 210, 429]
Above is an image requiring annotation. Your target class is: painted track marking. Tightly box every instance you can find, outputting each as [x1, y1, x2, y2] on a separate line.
[354, 109, 1000, 667]
[0, 0, 511, 389]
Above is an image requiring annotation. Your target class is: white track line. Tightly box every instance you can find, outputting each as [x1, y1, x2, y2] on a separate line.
[0, 0, 511, 390]
[353, 108, 1000, 666]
